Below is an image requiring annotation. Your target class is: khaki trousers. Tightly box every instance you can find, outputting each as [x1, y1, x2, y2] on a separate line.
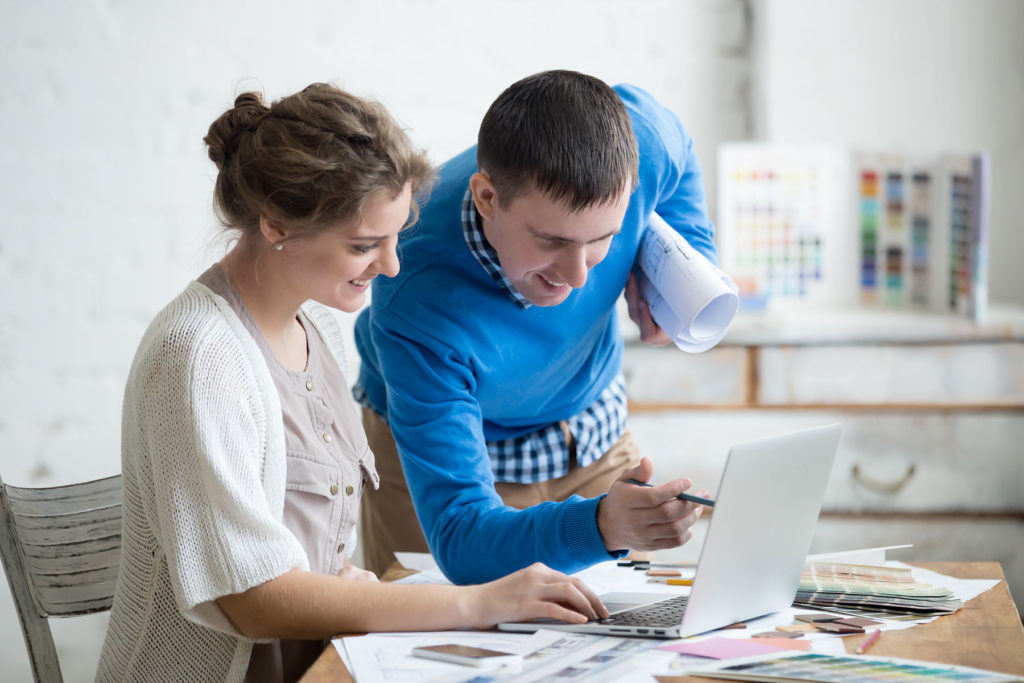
[359, 407, 643, 577]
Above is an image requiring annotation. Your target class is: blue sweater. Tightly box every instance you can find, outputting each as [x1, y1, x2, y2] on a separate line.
[355, 84, 716, 584]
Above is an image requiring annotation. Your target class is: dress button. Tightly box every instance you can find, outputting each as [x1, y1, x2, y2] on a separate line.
[323, 433, 332, 444]
[345, 485, 355, 496]
[337, 543, 345, 554]
[306, 380, 314, 391]
[330, 484, 339, 496]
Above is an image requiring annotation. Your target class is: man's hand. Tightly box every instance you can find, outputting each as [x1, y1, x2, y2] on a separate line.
[624, 272, 672, 346]
[596, 457, 706, 552]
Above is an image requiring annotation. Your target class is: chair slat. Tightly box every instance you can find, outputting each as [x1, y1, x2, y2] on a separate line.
[30, 563, 120, 589]
[35, 579, 119, 616]
[5, 476, 121, 505]
[13, 504, 121, 529]
[14, 511, 121, 547]
[7, 483, 121, 516]
[23, 545, 121, 577]
[37, 596, 114, 617]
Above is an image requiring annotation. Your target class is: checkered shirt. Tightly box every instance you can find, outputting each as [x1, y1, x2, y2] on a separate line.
[460, 187, 532, 310]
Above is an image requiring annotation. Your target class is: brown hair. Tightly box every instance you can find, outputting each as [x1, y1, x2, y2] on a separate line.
[204, 83, 433, 239]
[476, 70, 639, 212]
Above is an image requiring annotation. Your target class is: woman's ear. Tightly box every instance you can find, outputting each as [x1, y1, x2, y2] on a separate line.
[259, 214, 289, 248]
[469, 172, 498, 222]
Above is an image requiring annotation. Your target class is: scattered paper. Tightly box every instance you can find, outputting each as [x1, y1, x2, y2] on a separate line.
[393, 551, 441, 572]
[806, 544, 912, 566]
[392, 568, 451, 585]
[659, 637, 789, 659]
[336, 629, 663, 683]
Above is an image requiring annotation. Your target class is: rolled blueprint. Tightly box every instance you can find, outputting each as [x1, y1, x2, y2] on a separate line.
[636, 213, 739, 353]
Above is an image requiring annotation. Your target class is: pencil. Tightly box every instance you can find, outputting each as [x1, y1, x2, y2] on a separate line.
[666, 578, 694, 586]
[856, 628, 882, 654]
[625, 478, 715, 507]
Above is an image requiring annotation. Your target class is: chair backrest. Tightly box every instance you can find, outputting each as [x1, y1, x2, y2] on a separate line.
[0, 473, 122, 683]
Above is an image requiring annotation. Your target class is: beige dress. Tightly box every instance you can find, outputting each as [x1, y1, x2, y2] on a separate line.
[198, 265, 379, 683]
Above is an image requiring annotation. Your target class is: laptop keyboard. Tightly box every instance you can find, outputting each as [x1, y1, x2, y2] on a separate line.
[599, 595, 689, 627]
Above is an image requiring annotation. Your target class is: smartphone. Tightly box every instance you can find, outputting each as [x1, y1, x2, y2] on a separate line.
[411, 643, 522, 669]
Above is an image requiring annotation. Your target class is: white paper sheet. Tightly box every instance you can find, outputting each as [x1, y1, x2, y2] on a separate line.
[393, 551, 441, 573]
[337, 630, 530, 682]
[392, 568, 452, 586]
[806, 544, 913, 566]
[336, 628, 664, 683]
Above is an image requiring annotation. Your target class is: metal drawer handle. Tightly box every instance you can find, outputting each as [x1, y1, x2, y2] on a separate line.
[851, 463, 917, 494]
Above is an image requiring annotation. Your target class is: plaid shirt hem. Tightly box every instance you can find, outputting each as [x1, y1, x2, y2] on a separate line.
[488, 373, 628, 483]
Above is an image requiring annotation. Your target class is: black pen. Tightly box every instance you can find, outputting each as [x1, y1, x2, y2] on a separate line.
[626, 478, 715, 507]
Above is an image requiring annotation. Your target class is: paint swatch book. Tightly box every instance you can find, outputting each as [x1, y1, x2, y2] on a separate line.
[687, 651, 1021, 683]
[793, 562, 962, 618]
[852, 151, 990, 322]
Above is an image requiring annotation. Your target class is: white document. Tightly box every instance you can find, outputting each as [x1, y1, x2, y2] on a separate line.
[336, 628, 663, 683]
[393, 551, 443, 573]
[392, 568, 451, 585]
[636, 212, 739, 352]
[806, 544, 913, 566]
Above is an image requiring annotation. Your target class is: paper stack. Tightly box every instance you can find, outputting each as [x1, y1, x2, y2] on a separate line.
[793, 562, 962, 619]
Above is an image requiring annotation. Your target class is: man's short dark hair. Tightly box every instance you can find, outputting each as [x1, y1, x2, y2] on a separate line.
[477, 70, 639, 212]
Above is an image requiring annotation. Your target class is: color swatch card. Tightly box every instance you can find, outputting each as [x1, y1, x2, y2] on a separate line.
[717, 144, 853, 310]
[687, 651, 1020, 682]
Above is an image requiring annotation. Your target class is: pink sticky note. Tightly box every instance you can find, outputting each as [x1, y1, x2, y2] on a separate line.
[658, 637, 788, 659]
[752, 637, 811, 652]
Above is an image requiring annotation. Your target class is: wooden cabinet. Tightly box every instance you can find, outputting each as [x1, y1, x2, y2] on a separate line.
[623, 305, 1024, 607]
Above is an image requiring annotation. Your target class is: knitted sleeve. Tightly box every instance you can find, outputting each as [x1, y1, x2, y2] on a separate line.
[124, 287, 309, 635]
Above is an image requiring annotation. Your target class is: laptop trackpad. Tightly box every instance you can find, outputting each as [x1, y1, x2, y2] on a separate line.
[600, 592, 673, 615]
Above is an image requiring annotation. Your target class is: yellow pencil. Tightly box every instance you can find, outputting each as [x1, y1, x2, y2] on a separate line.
[856, 628, 882, 654]
[666, 578, 694, 586]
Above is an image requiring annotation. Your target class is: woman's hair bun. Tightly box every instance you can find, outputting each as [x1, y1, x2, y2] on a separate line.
[203, 91, 270, 167]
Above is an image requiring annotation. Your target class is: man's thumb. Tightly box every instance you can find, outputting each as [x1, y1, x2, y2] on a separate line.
[620, 456, 654, 483]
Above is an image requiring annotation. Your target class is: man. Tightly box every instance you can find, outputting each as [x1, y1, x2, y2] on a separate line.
[354, 70, 717, 583]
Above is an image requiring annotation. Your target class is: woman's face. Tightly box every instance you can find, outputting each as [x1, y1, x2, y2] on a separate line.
[285, 183, 412, 313]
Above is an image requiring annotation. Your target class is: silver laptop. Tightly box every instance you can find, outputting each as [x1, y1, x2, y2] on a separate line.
[499, 423, 841, 639]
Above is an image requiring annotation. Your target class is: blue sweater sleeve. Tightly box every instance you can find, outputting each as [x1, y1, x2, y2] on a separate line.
[617, 84, 718, 264]
[371, 310, 621, 585]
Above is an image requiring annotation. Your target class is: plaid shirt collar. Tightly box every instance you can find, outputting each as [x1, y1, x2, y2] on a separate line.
[461, 187, 532, 310]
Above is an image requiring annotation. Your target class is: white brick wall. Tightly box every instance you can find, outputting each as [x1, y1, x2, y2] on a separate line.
[1, 0, 1021, 679]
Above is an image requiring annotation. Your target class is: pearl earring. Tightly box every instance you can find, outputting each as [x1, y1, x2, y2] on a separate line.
[273, 243, 284, 252]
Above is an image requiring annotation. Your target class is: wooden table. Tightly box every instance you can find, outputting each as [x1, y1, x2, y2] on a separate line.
[299, 562, 1024, 682]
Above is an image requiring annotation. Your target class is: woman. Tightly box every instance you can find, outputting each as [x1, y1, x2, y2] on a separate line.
[96, 83, 607, 683]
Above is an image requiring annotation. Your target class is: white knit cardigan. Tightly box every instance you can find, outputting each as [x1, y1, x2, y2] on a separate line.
[97, 281, 350, 682]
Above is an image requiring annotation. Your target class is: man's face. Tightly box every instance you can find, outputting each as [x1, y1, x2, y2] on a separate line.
[472, 175, 631, 307]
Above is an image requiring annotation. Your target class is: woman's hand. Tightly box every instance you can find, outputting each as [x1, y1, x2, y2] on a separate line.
[465, 563, 609, 628]
[338, 558, 379, 582]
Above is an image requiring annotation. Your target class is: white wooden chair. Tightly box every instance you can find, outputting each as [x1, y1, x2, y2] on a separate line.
[0, 474, 121, 683]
